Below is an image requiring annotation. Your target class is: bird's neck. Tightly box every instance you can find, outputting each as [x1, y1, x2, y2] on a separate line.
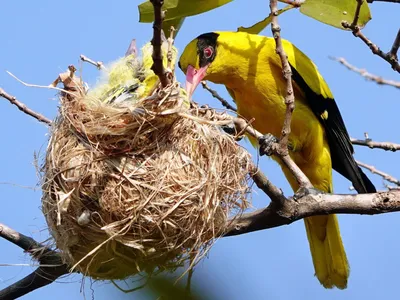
[206, 64, 251, 92]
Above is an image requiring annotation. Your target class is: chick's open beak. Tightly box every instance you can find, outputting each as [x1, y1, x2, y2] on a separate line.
[185, 65, 208, 99]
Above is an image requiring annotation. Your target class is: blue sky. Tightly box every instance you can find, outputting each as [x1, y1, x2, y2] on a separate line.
[0, 0, 399, 299]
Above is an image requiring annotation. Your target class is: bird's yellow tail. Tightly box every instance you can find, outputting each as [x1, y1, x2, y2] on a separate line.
[304, 215, 349, 289]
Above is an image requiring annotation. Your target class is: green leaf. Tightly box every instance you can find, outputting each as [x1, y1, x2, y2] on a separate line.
[300, 0, 372, 29]
[138, 0, 233, 23]
[237, 5, 294, 34]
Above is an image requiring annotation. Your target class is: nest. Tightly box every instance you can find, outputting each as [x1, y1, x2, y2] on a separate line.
[41, 66, 252, 280]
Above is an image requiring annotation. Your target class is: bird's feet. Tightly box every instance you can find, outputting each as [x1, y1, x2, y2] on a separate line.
[292, 186, 325, 201]
[258, 133, 279, 156]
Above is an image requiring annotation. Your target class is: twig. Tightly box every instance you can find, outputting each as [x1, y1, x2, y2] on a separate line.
[357, 160, 400, 186]
[80, 54, 106, 70]
[249, 164, 286, 206]
[333, 57, 400, 88]
[269, 0, 296, 154]
[0, 88, 52, 125]
[225, 190, 400, 236]
[7, 71, 77, 96]
[342, 18, 400, 73]
[0, 265, 70, 299]
[0, 223, 44, 252]
[201, 81, 237, 111]
[167, 26, 176, 70]
[389, 28, 400, 61]
[351, 137, 400, 151]
[351, 0, 364, 28]
[0, 223, 71, 299]
[267, 0, 313, 190]
[150, 0, 170, 88]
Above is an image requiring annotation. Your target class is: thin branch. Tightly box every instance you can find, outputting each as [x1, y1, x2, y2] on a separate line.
[150, 0, 170, 88]
[389, 28, 400, 61]
[0, 265, 70, 300]
[225, 190, 400, 236]
[0, 88, 52, 125]
[357, 160, 400, 186]
[267, 0, 313, 190]
[249, 164, 286, 206]
[351, 137, 400, 151]
[342, 16, 400, 73]
[0, 223, 44, 252]
[332, 57, 400, 88]
[0, 223, 71, 299]
[351, 0, 364, 28]
[270, 0, 295, 153]
[80, 54, 106, 70]
[201, 81, 237, 111]
[167, 26, 176, 70]
[7, 71, 77, 96]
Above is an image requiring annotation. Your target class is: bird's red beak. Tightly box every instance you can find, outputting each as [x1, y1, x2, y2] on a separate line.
[185, 65, 208, 99]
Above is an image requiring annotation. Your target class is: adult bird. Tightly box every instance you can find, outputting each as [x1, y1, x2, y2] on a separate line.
[178, 31, 376, 289]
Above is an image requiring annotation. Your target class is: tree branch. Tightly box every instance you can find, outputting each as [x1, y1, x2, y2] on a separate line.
[150, 0, 170, 87]
[357, 160, 400, 186]
[167, 26, 176, 70]
[332, 57, 400, 88]
[80, 54, 106, 70]
[225, 190, 400, 236]
[201, 81, 237, 111]
[249, 164, 287, 206]
[0, 223, 71, 299]
[351, 137, 400, 151]
[0, 264, 70, 300]
[270, 0, 296, 153]
[0, 88, 52, 125]
[389, 28, 400, 61]
[342, 9, 400, 73]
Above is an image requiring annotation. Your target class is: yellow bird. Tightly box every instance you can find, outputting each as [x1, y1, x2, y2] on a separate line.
[178, 31, 376, 289]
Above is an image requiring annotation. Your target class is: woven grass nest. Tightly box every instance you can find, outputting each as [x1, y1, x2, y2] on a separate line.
[41, 47, 252, 280]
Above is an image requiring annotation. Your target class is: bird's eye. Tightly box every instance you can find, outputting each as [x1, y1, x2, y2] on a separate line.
[203, 46, 213, 59]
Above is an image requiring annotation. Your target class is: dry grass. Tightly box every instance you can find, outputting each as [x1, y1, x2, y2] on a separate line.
[41, 76, 252, 280]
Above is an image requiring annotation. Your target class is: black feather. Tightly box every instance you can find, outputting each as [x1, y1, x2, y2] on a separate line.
[289, 64, 376, 194]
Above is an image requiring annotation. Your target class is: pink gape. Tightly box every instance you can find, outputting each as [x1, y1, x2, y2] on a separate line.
[185, 64, 208, 99]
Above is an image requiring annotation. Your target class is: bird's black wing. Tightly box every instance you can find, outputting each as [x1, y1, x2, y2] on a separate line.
[289, 64, 376, 193]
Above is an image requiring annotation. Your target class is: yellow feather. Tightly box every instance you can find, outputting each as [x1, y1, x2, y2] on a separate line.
[179, 31, 350, 289]
[88, 40, 181, 103]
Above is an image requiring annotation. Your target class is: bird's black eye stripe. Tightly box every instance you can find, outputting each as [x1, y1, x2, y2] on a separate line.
[197, 32, 219, 67]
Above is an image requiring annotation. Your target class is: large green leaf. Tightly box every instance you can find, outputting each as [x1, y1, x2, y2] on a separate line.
[300, 0, 371, 29]
[238, 5, 294, 34]
[138, 0, 233, 23]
